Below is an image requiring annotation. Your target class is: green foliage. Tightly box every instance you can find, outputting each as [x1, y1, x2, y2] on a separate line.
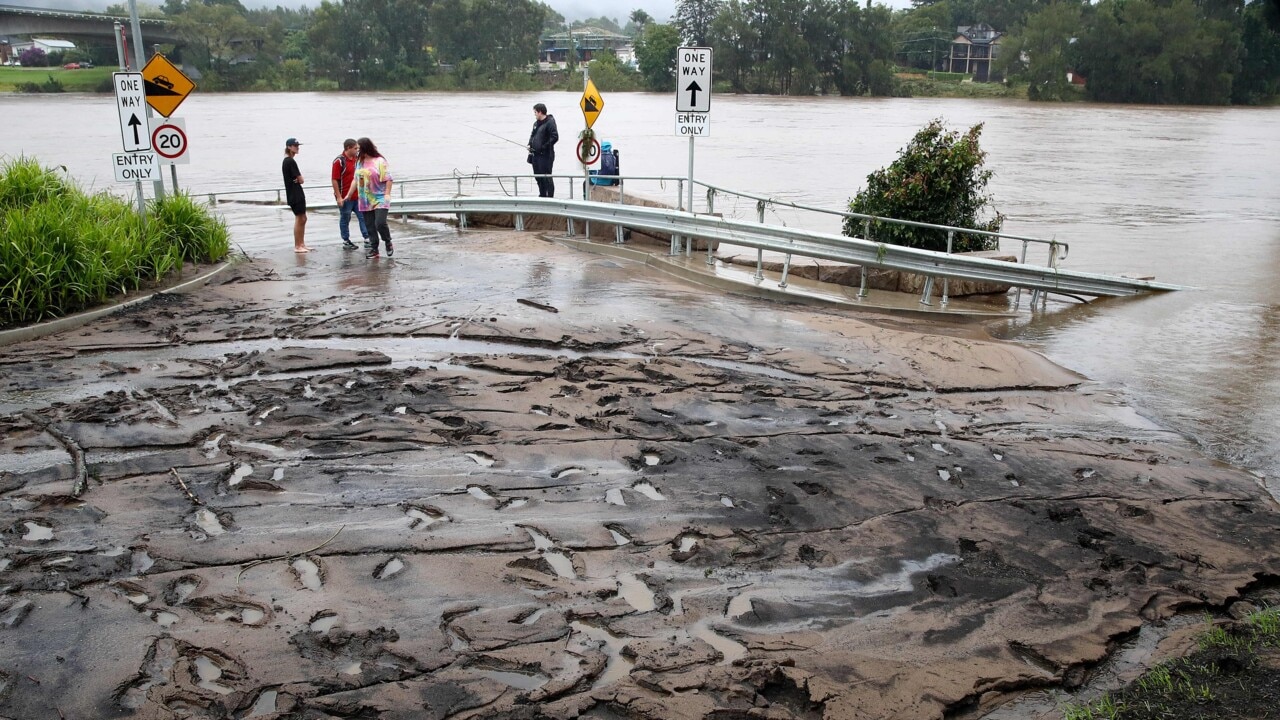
[586, 52, 645, 91]
[0, 157, 230, 327]
[996, 1, 1084, 101]
[843, 119, 1002, 253]
[635, 22, 681, 90]
[1234, 0, 1280, 104]
[926, 70, 967, 83]
[1075, 0, 1242, 104]
[677, 0, 724, 46]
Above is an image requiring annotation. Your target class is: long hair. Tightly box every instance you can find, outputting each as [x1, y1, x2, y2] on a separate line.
[357, 137, 382, 159]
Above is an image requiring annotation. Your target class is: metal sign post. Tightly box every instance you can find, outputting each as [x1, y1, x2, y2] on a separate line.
[676, 47, 712, 224]
[128, 0, 164, 201]
[113, 32, 144, 224]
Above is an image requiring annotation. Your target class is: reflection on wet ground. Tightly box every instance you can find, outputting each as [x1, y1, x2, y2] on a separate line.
[2, 212, 1279, 719]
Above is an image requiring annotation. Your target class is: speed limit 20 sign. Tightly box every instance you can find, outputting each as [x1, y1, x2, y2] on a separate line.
[149, 117, 190, 165]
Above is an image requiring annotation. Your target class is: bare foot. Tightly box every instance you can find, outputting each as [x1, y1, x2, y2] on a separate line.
[295, 247, 310, 253]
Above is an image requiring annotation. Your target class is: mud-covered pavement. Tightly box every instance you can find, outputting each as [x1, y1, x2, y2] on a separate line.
[2, 217, 1279, 720]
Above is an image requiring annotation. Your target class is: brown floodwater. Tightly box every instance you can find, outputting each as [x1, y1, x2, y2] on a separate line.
[9, 91, 1280, 482]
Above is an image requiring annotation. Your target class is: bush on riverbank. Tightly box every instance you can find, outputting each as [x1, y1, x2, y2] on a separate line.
[843, 119, 1003, 253]
[0, 157, 231, 327]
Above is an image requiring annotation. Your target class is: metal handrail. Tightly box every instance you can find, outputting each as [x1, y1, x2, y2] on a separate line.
[387, 196, 1184, 298]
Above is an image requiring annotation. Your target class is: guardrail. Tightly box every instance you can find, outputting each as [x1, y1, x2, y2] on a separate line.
[387, 196, 1184, 300]
[204, 171, 1174, 305]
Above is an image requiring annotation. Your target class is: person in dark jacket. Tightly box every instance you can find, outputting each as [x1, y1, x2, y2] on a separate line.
[527, 103, 559, 197]
[282, 137, 310, 253]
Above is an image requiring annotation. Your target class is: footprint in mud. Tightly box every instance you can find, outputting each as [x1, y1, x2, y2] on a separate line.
[616, 573, 656, 612]
[672, 534, 700, 562]
[522, 527, 577, 580]
[20, 521, 53, 542]
[292, 556, 323, 591]
[552, 466, 587, 480]
[185, 596, 271, 626]
[465, 451, 496, 467]
[404, 504, 450, 529]
[632, 482, 665, 501]
[720, 495, 735, 508]
[605, 524, 632, 546]
[374, 556, 405, 580]
[309, 611, 339, 633]
[190, 508, 233, 537]
[164, 575, 203, 605]
[114, 581, 150, 607]
[190, 652, 241, 695]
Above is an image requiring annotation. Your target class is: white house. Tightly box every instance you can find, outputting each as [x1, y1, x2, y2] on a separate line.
[10, 37, 76, 62]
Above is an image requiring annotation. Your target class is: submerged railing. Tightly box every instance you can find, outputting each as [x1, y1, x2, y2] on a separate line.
[203, 172, 1177, 305]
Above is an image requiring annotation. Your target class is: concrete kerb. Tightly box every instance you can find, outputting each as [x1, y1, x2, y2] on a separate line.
[0, 256, 244, 347]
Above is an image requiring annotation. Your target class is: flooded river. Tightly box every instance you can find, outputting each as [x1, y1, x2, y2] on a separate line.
[8, 91, 1280, 482]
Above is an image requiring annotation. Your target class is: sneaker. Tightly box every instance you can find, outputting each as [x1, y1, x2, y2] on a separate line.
[365, 249, 379, 259]
[342, 240, 358, 250]
[385, 242, 394, 257]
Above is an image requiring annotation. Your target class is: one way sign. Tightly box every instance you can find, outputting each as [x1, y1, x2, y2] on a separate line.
[113, 72, 151, 152]
[676, 46, 712, 113]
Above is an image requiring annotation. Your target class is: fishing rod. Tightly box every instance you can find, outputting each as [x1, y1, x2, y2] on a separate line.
[463, 124, 528, 149]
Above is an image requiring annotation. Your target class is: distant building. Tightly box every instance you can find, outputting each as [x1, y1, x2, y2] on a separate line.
[540, 26, 631, 68]
[12, 37, 77, 56]
[949, 24, 1002, 82]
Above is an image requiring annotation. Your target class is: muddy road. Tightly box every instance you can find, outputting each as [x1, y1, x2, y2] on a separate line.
[2, 224, 1278, 720]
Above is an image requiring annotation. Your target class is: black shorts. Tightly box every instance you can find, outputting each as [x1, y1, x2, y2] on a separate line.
[287, 192, 306, 216]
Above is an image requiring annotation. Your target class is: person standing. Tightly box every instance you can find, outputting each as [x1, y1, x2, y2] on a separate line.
[331, 138, 369, 250]
[527, 103, 558, 198]
[282, 138, 310, 253]
[345, 137, 394, 259]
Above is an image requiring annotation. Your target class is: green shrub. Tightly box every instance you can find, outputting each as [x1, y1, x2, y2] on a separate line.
[843, 118, 1002, 253]
[0, 157, 230, 327]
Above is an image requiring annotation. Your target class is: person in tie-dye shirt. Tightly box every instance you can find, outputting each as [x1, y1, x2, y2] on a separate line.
[345, 137, 394, 258]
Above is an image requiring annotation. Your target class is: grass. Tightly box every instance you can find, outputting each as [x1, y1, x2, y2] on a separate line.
[0, 156, 231, 327]
[0, 65, 115, 92]
[1059, 605, 1280, 720]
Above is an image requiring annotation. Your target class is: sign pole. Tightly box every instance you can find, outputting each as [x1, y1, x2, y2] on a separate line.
[115, 33, 144, 225]
[583, 65, 590, 204]
[155, 44, 179, 195]
[129, 0, 164, 201]
[687, 136, 695, 222]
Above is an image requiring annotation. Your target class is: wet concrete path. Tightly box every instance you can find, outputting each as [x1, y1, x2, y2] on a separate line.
[2, 212, 1278, 720]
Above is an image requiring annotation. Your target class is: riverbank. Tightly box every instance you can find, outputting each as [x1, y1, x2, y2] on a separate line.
[1, 218, 1277, 719]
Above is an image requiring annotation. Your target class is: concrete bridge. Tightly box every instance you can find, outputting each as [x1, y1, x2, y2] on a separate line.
[0, 3, 181, 46]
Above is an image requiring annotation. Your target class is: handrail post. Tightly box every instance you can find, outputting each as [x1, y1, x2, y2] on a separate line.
[756, 199, 765, 224]
[707, 187, 715, 215]
[1015, 240, 1030, 309]
[919, 276, 934, 306]
[779, 253, 792, 289]
[754, 248, 764, 282]
[941, 229, 954, 307]
[858, 218, 871, 298]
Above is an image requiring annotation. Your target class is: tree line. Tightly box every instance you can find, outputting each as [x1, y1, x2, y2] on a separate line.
[85, 0, 1280, 104]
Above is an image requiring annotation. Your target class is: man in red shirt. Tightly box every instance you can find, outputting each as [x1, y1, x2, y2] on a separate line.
[330, 138, 368, 250]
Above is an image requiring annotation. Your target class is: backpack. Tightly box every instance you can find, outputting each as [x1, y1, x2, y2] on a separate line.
[334, 155, 348, 189]
[597, 150, 619, 185]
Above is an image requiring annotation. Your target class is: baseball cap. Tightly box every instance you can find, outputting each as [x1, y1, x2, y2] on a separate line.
[285, 137, 302, 147]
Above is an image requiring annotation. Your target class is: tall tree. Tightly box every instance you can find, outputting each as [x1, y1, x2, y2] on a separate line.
[995, 1, 1084, 100]
[677, 0, 724, 45]
[707, 0, 758, 90]
[635, 21, 680, 90]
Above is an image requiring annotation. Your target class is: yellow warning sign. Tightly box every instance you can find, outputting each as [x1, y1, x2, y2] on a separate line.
[579, 79, 604, 129]
[142, 54, 196, 118]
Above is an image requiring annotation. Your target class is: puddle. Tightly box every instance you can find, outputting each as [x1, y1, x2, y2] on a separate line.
[193, 656, 234, 694]
[229, 463, 254, 487]
[125, 591, 149, 605]
[131, 550, 155, 574]
[340, 661, 362, 675]
[255, 405, 281, 424]
[153, 611, 179, 628]
[678, 536, 698, 553]
[465, 452, 495, 467]
[931, 443, 949, 455]
[467, 486, 495, 501]
[617, 573, 655, 612]
[375, 557, 405, 580]
[44, 556, 74, 567]
[0, 449, 67, 474]
[643, 453, 661, 466]
[448, 627, 469, 651]
[938, 469, 952, 483]
[22, 522, 53, 541]
[202, 433, 225, 458]
[632, 482, 665, 501]
[0, 559, 9, 572]
[474, 668, 549, 690]
[993, 451, 1004, 461]
[553, 466, 586, 479]
[248, 689, 278, 717]
[229, 440, 288, 456]
[171, 578, 199, 604]
[100, 545, 128, 557]
[519, 608, 547, 626]
[525, 527, 554, 551]
[271, 467, 285, 482]
[721, 496, 735, 508]
[692, 621, 747, 664]
[570, 621, 634, 688]
[292, 557, 322, 591]
[310, 614, 339, 633]
[303, 383, 315, 398]
[502, 498, 528, 510]
[604, 488, 626, 506]
[194, 509, 226, 536]
[394, 406, 407, 414]
[544, 550, 577, 579]
[609, 528, 631, 546]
